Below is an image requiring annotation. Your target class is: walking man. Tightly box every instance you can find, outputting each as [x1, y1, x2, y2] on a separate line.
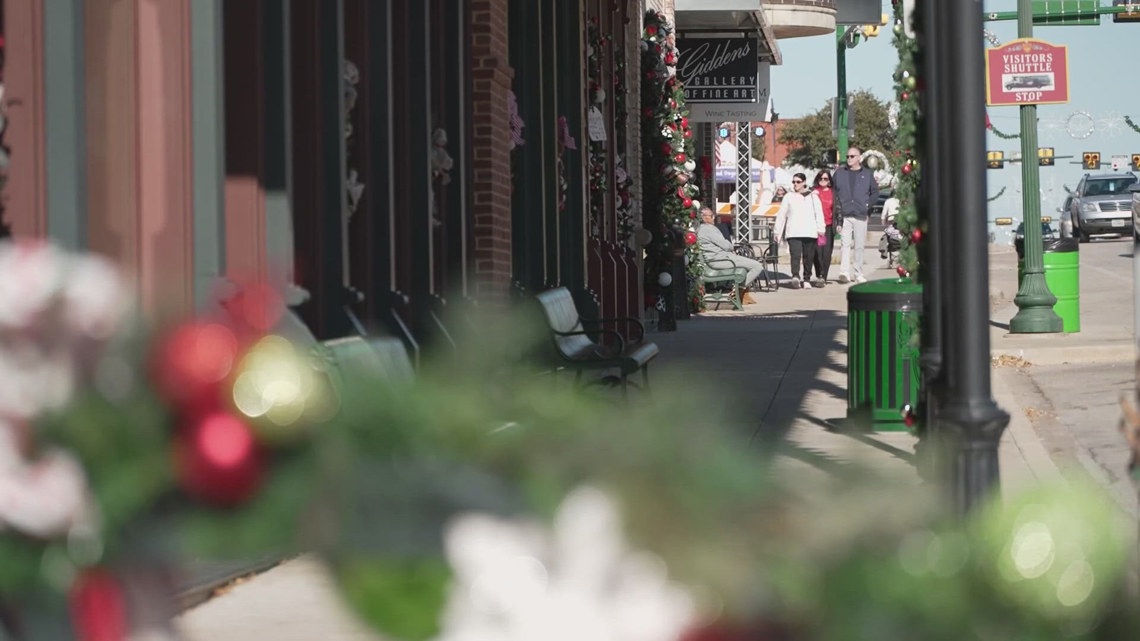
[834, 147, 879, 284]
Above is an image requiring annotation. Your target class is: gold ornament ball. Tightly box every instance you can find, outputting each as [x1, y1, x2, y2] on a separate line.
[904, 76, 917, 90]
[230, 334, 339, 445]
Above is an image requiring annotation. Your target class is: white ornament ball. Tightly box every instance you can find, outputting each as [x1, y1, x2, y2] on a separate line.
[657, 272, 673, 287]
[594, 90, 606, 104]
[684, 160, 696, 172]
[691, 199, 701, 210]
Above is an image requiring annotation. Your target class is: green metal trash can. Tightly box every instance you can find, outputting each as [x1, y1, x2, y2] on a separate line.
[1015, 238, 1080, 333]
[847, 279, 923, 431]
[1043, 238, 1079, 333]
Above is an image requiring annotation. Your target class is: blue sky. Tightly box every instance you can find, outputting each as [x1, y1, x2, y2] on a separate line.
[768, 0, 1140, 224]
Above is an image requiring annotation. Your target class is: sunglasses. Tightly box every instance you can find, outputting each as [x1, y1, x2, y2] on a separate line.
[847, 154, 860, 159]
[819, 176, 831, 182]
[792, 180, 804, 184]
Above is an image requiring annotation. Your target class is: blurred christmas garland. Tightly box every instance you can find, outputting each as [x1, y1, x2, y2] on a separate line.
[1125, 115, 1140, 135]
[640, 10, 703, 312]
[890, 0, 921, 280]
[613, 28, 636, 243]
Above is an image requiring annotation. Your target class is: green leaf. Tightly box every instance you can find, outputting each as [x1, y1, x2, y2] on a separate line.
[334, 556, 450, 641]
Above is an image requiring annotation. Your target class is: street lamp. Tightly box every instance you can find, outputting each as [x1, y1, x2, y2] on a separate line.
[834, 13, 889, 160]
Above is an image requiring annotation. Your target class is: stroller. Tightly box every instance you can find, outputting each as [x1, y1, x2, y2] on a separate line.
[879, 215, 903, 267]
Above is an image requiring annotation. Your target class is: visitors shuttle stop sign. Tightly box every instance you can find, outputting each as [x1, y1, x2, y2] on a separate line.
[985, 38, 1069, 106]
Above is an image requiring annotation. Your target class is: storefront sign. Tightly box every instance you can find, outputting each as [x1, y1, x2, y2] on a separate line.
[676, 35, 771, 122]
[985, 38, 1069, 106]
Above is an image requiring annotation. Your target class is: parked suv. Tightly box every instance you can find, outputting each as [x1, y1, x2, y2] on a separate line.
[1132, 183, 1140, 240]
[1068, 173, 1138, 242]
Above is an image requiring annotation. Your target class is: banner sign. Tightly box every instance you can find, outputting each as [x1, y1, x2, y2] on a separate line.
[985, 38, 1070, 106]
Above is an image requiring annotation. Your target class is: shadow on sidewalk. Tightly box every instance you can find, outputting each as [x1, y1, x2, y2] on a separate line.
[650, 308, 913, 480]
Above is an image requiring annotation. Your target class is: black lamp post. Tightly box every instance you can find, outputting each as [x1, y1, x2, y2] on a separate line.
[933, 0, 1011, 513]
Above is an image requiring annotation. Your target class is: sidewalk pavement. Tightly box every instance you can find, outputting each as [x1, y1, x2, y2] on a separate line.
[176, 242, 1075, 639]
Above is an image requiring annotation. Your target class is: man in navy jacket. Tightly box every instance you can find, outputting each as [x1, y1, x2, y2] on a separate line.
[833, 147, 879, 284]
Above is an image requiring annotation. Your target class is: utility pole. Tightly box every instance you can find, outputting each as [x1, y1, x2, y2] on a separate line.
[1007, 0, 1063, 334]
[936, 0, 1011, 513]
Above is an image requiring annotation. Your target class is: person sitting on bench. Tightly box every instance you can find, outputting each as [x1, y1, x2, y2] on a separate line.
[697, 207, 763, 288]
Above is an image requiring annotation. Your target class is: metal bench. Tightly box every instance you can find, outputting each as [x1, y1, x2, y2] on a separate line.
[534, 287, 658, 396]
[700, 257, 748, 310]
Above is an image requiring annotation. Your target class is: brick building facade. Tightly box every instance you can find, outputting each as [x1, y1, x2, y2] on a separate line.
[1, 0, 657, 348]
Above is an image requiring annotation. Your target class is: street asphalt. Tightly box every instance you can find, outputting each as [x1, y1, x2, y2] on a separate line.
[175, 231, 1139, 638]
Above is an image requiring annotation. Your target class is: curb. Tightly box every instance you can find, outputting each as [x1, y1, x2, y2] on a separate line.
[991, 342, 1135, 366]
[990, 367, 1065, 486]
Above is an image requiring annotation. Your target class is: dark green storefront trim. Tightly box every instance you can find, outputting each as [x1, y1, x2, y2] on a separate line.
[43, 0, 87, 249]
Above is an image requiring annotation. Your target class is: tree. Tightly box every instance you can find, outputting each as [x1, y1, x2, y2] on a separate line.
[750, 133, 766, 161]
[779, 90, 897, 168]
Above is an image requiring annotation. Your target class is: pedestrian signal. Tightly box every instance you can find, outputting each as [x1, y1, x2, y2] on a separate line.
[1082, 151, 1100, 170]
[1037, 147, 1054, 167]
[1132, 153, 1140, 171]
[994, 217, 1014, 225]
[987, 151, 1004, 169]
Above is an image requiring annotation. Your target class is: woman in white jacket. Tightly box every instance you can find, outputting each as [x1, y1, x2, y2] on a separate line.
[774, 172, 827, 289]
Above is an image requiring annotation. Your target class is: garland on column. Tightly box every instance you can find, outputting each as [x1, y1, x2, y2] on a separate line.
[890, 0, 922, 280]
[586, 18, 609, 236]
[640, 10, 703, 312]
[613, 31, 636, 243]
[1126, 115, 1140, 135]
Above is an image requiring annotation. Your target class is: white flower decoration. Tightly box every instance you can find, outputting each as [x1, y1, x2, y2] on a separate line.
[435, 486, 695, 641]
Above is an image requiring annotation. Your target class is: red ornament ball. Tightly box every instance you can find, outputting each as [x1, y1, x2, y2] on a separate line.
[684, 130, 693, 139]
[684, 231, 698, 246]
[670, 99, 677, 109]
[675, 153, 687, 163]
[646, 24, 658, 35]
[690, 211, 698, 219]
[897, 265, 909, 278]
[901, 91, 910, 101]
[910, 229, 923, 244]
[901, 162, 914, 175]
[680, 116, 690, 128]
[152, 322, 239, 414]
[682, 198, 693, 208]
[175, 412, 265, 507]
[70, 569, 128, 641]
[661, 143, 673, 155]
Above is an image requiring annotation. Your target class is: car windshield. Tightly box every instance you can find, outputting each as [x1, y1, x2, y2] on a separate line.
[1083, 177, 1137, 196]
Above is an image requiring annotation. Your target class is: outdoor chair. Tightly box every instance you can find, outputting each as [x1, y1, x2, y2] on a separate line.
[700, 257, 748, 310]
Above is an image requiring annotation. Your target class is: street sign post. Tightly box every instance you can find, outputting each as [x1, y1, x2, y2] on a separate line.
[985, 39, 1070, 106]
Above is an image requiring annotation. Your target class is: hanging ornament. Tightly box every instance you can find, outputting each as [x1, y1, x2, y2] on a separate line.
[901, 162, 914, 176]
[684, 231, 697, 246]
[175, 412, 265, 506]
[691, 199, 701, 210]
[896, 265, 909, 278]
[660, 143, 673, 155]
[674, 153, 687, 163]
[682, 197, 693, 208]
[676, 187, 687, 199]
[657, 272, 673, 287]
[230, 334, 338, 444]
[904, 76, 917, 91]
[893, 21, 903, 35]
[901, 404, 918, 428]
[151, 322, 240, 415]
[910, 229, 923, 244]
[676, 173, 689, 185]
[680, 116, 689, 128]
[684, 130, 692, 139]
[69, 569, 128, 641]
[684, 160, 697, 172]
[901, 91, 910, 101]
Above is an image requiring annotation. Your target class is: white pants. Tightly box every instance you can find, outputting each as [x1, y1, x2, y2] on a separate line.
[840, 216, 868, 280]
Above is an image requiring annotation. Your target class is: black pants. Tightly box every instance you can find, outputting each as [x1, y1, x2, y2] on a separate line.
[813, 224, 835, 280]
[788, 237, 816, 282]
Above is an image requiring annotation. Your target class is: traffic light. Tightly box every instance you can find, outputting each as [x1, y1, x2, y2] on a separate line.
[1037, 147, 1054, 167]
[1082, 151, 1100, 170]
[987, 151, 1005, 169]
[824, 148, 838, 165]
[861, 24, 880, 38]
[994, 217, 1014, 225]
[1132, 153, 1140, 171]
[1113, 0, 1140, 22]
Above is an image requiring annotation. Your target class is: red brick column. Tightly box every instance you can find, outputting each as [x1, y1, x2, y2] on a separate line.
[1, 0, 49, 238]
[469, 0, 513, 305]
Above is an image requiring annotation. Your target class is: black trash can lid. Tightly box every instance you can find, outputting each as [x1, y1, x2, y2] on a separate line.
[1045, 237, 1079, 253]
